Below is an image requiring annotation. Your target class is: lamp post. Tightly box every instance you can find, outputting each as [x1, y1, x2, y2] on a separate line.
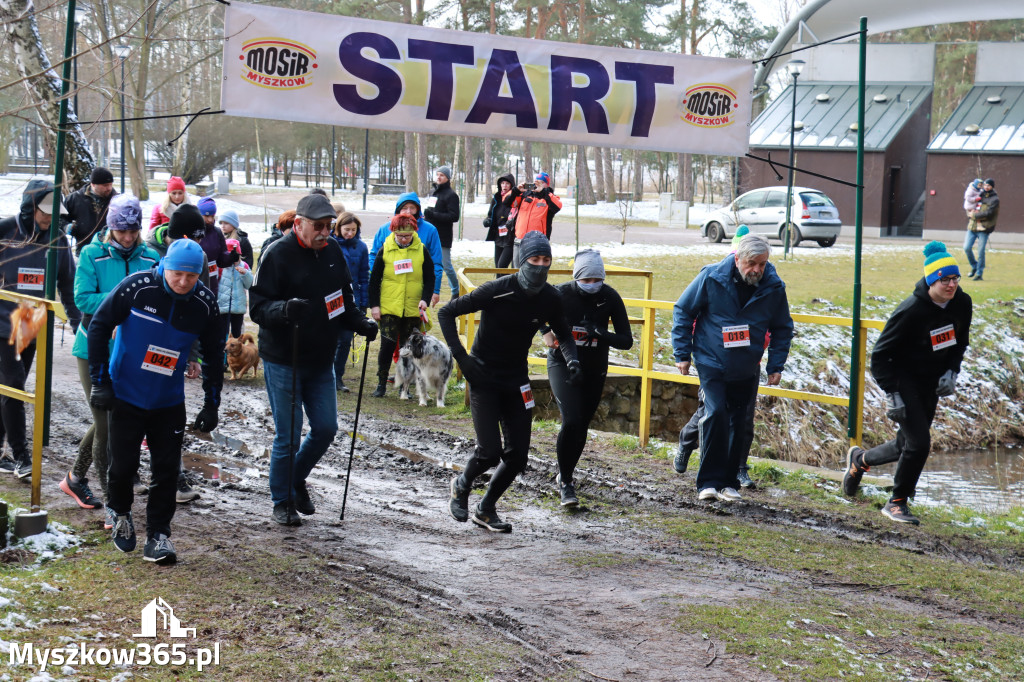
[73, 5, 88, 119]
[113, 44, 130, 193]
[783, 58, 804, 259]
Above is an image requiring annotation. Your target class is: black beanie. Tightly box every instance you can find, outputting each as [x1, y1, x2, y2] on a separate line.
[167, 204, 204, 241]
[984, 178, 995, 188]
[518, 231, 551, 262]
[90, 167, 115, 185]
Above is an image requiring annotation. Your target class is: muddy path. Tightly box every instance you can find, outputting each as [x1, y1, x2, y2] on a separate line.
[30, 340, 1022, 680]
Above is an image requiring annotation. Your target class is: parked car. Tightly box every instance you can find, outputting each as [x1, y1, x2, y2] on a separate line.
[700, 186, 842, 248]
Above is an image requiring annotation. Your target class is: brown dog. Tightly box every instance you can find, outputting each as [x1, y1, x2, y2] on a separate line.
[225, 332, 260, 379]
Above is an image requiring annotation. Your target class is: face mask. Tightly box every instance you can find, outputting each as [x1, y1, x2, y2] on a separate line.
[517, 262, 549, 296]
[576, 280, 602, 295]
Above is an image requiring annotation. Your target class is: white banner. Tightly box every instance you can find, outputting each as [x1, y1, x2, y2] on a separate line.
[222, 3, 754, 156]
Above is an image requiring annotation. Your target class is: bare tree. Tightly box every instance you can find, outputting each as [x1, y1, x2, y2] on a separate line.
[602, 148, 616, 202]
[574, 144, 595, 204]
[416, 132, 428, 196]
[0, 0, 95, 188]
[593, 145, 606, 201]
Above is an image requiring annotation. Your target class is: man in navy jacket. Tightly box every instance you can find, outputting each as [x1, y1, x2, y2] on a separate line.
[672, 235, 794, 502]
[88, 239, 223, 564]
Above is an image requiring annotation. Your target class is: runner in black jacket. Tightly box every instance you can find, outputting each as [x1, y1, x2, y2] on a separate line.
[542, 250, 633, 506]
[484, 173, 515, 268]
[844, 242, 972, 525]
[422, 166, 460, 299]
[439, 232, 581, 532]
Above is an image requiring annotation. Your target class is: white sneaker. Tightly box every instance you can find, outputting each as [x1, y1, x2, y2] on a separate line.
[698, 487, 718, 501]
[716, 487, 742, 502]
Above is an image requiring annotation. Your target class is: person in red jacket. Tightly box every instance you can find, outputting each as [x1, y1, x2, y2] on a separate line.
[505, 172, 561, 266]
[149, 177, 190, 230]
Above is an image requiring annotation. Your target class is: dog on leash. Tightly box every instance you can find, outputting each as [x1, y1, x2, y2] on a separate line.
[395, 331, 453, 407]
[225, 332, 260, 379]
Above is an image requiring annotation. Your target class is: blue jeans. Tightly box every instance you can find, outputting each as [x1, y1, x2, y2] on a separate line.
[441, 247, 459, 297]
[963, 230, 989, 277]
[263, 359, 338, 506]
[334, 329, 355, 384]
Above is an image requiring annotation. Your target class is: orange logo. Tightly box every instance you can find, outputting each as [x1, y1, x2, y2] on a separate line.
[680, 83, 739, 129]
[240, 38, 317, 90]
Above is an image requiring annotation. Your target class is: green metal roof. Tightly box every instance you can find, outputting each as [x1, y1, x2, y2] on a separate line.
[928, 85, 1024, 153]
[749, 82, 932, 152]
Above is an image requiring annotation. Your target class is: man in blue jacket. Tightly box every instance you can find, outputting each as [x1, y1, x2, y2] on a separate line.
[671, 235, 793, 502]
[369, 192, 444, 306]
[0, 179, 81, 478]
[87, 239, 224, 564]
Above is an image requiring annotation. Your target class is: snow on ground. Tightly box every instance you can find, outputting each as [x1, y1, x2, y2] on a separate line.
[4, 516, 81, 565]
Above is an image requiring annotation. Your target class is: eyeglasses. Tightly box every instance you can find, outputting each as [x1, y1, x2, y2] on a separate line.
[304, 218, 333, 232]
[938, 275, 961, 285]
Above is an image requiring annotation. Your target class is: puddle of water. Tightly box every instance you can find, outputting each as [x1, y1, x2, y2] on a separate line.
[914, 447, 1024, 513]
[182, 451, 260, 484]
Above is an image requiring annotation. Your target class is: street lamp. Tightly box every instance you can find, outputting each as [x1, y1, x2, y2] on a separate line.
[113, 44, 130, 193]
[783, 58, 804, 259]
[73, 5, 88, 119]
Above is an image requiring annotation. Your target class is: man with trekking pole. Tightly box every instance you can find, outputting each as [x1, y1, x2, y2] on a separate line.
[250, 194, 378, 526]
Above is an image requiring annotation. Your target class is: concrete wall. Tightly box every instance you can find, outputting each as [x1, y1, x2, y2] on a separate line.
[529, 374, 699, 443]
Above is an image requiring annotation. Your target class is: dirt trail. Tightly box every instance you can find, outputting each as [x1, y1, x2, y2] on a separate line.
[27, 339, 1019, 680]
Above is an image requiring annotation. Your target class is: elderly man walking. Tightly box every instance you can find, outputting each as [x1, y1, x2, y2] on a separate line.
[249, 194, 378, 526]
[671, 235, 794, 502]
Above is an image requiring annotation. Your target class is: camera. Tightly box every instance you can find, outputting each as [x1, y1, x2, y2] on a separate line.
[524, 182, 536, 191]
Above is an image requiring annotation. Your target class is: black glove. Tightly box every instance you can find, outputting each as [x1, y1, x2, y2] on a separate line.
[885, 392, 906, 423]
[483, 217, 491, 228]
[583, 322, 602, 342]
[90, 382, 114, 411]
[193, 404, 218, 433]
[455, 352, 488, 387]
[358, 318, 378, 341]
[231, 251, 241, 263]
[936, 370, 958, 397]
[285, 298, 311, 324]
[566, 360, 584, 387]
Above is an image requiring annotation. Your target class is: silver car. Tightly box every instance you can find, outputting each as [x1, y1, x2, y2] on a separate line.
[700, 186, 842, 248]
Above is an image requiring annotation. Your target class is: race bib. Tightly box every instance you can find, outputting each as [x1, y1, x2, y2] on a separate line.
[520, 383, 535, 409]
[722, 324, 751, 348]
[572, 325, 596, 347]
[393, 258, 414, 275]
[930, 324, 956, 351]
[17, 268, 44, 292]
[141, 345, 180, 376]
[208, 262, 218, 279]
[325, 289, 345, 319]
[498, 225, 508, 237]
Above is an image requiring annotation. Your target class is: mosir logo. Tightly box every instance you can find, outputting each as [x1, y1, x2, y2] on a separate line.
[680, 83, 739, 128]
[240, 38, 316, 90]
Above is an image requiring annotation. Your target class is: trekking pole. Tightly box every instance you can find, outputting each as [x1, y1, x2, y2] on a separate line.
[340, 339, 370, 520]
[288, 324, 299, 512]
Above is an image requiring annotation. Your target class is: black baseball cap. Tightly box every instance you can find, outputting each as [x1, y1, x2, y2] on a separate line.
[296, 194, 337, 221]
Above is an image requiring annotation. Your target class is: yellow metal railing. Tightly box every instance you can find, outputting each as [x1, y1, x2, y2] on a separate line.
[0, 290, 68, 512]
[454, 267, 885, 447]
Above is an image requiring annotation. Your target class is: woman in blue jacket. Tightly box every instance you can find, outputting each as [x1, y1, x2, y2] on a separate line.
[61, 195, 159, 510]
[332, 212, 369, 392]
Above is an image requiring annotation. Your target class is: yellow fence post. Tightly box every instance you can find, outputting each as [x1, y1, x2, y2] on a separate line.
[637, 303, 657, 447]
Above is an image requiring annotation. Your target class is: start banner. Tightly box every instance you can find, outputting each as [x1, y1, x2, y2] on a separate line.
[221, 2, 754, 156]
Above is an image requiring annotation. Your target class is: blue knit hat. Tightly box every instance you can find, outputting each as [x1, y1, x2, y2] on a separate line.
[218, 209, 239, 229]
[923, 241, 960, 286]
[731, 224, 750, 248]
[196, 196, 217, 216]
[162, 238, 204, 274]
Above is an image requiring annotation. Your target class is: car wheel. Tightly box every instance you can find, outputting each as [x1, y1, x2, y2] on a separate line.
[707, 222, 724, 243]
[780, 224, 802, 248]
[817, 236, 836, 248]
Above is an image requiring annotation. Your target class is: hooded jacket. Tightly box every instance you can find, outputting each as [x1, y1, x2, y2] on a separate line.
[672, 254, 794, 381]
[217, 262, 253, 315]
[65, 184, 117, 255]
[423, 179, 460, 249]
[369, 193, 443, 296]
[0, 179, 82, 339]
[870, 278, 972, 393]
[72, 238, 160, 360]
[331, 228, 369, 309]
[972, 189, 998, 233]
[485, 173, 515, 245]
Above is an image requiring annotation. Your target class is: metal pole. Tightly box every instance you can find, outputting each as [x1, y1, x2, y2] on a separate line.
[783, 71, 799, 260]
[847, 17, 868, 442]
[330, 127, 336, 195]
[72, 25, 79, 119]
[362, 128, 369, 210]
[119, 56, 126, 193]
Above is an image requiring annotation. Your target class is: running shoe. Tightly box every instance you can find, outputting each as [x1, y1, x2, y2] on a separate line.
[881, 498, 920, 525]
[143, 534, 177, 564]
[110, 510, 137, 552]
[471, 505, 512, 533]
[716, 487, 742, 502]
[59, 473, 103, 509]
[842, 446, 869, 497]
[176, 473, 200, 503]
[697, 487, 718, 501]
[449, 476, 470, 522]
[556, 474, 579, 507]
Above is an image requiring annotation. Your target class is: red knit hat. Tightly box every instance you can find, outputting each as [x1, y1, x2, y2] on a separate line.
[167, 176, 186, 193]
[390, 214, 418, 232]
